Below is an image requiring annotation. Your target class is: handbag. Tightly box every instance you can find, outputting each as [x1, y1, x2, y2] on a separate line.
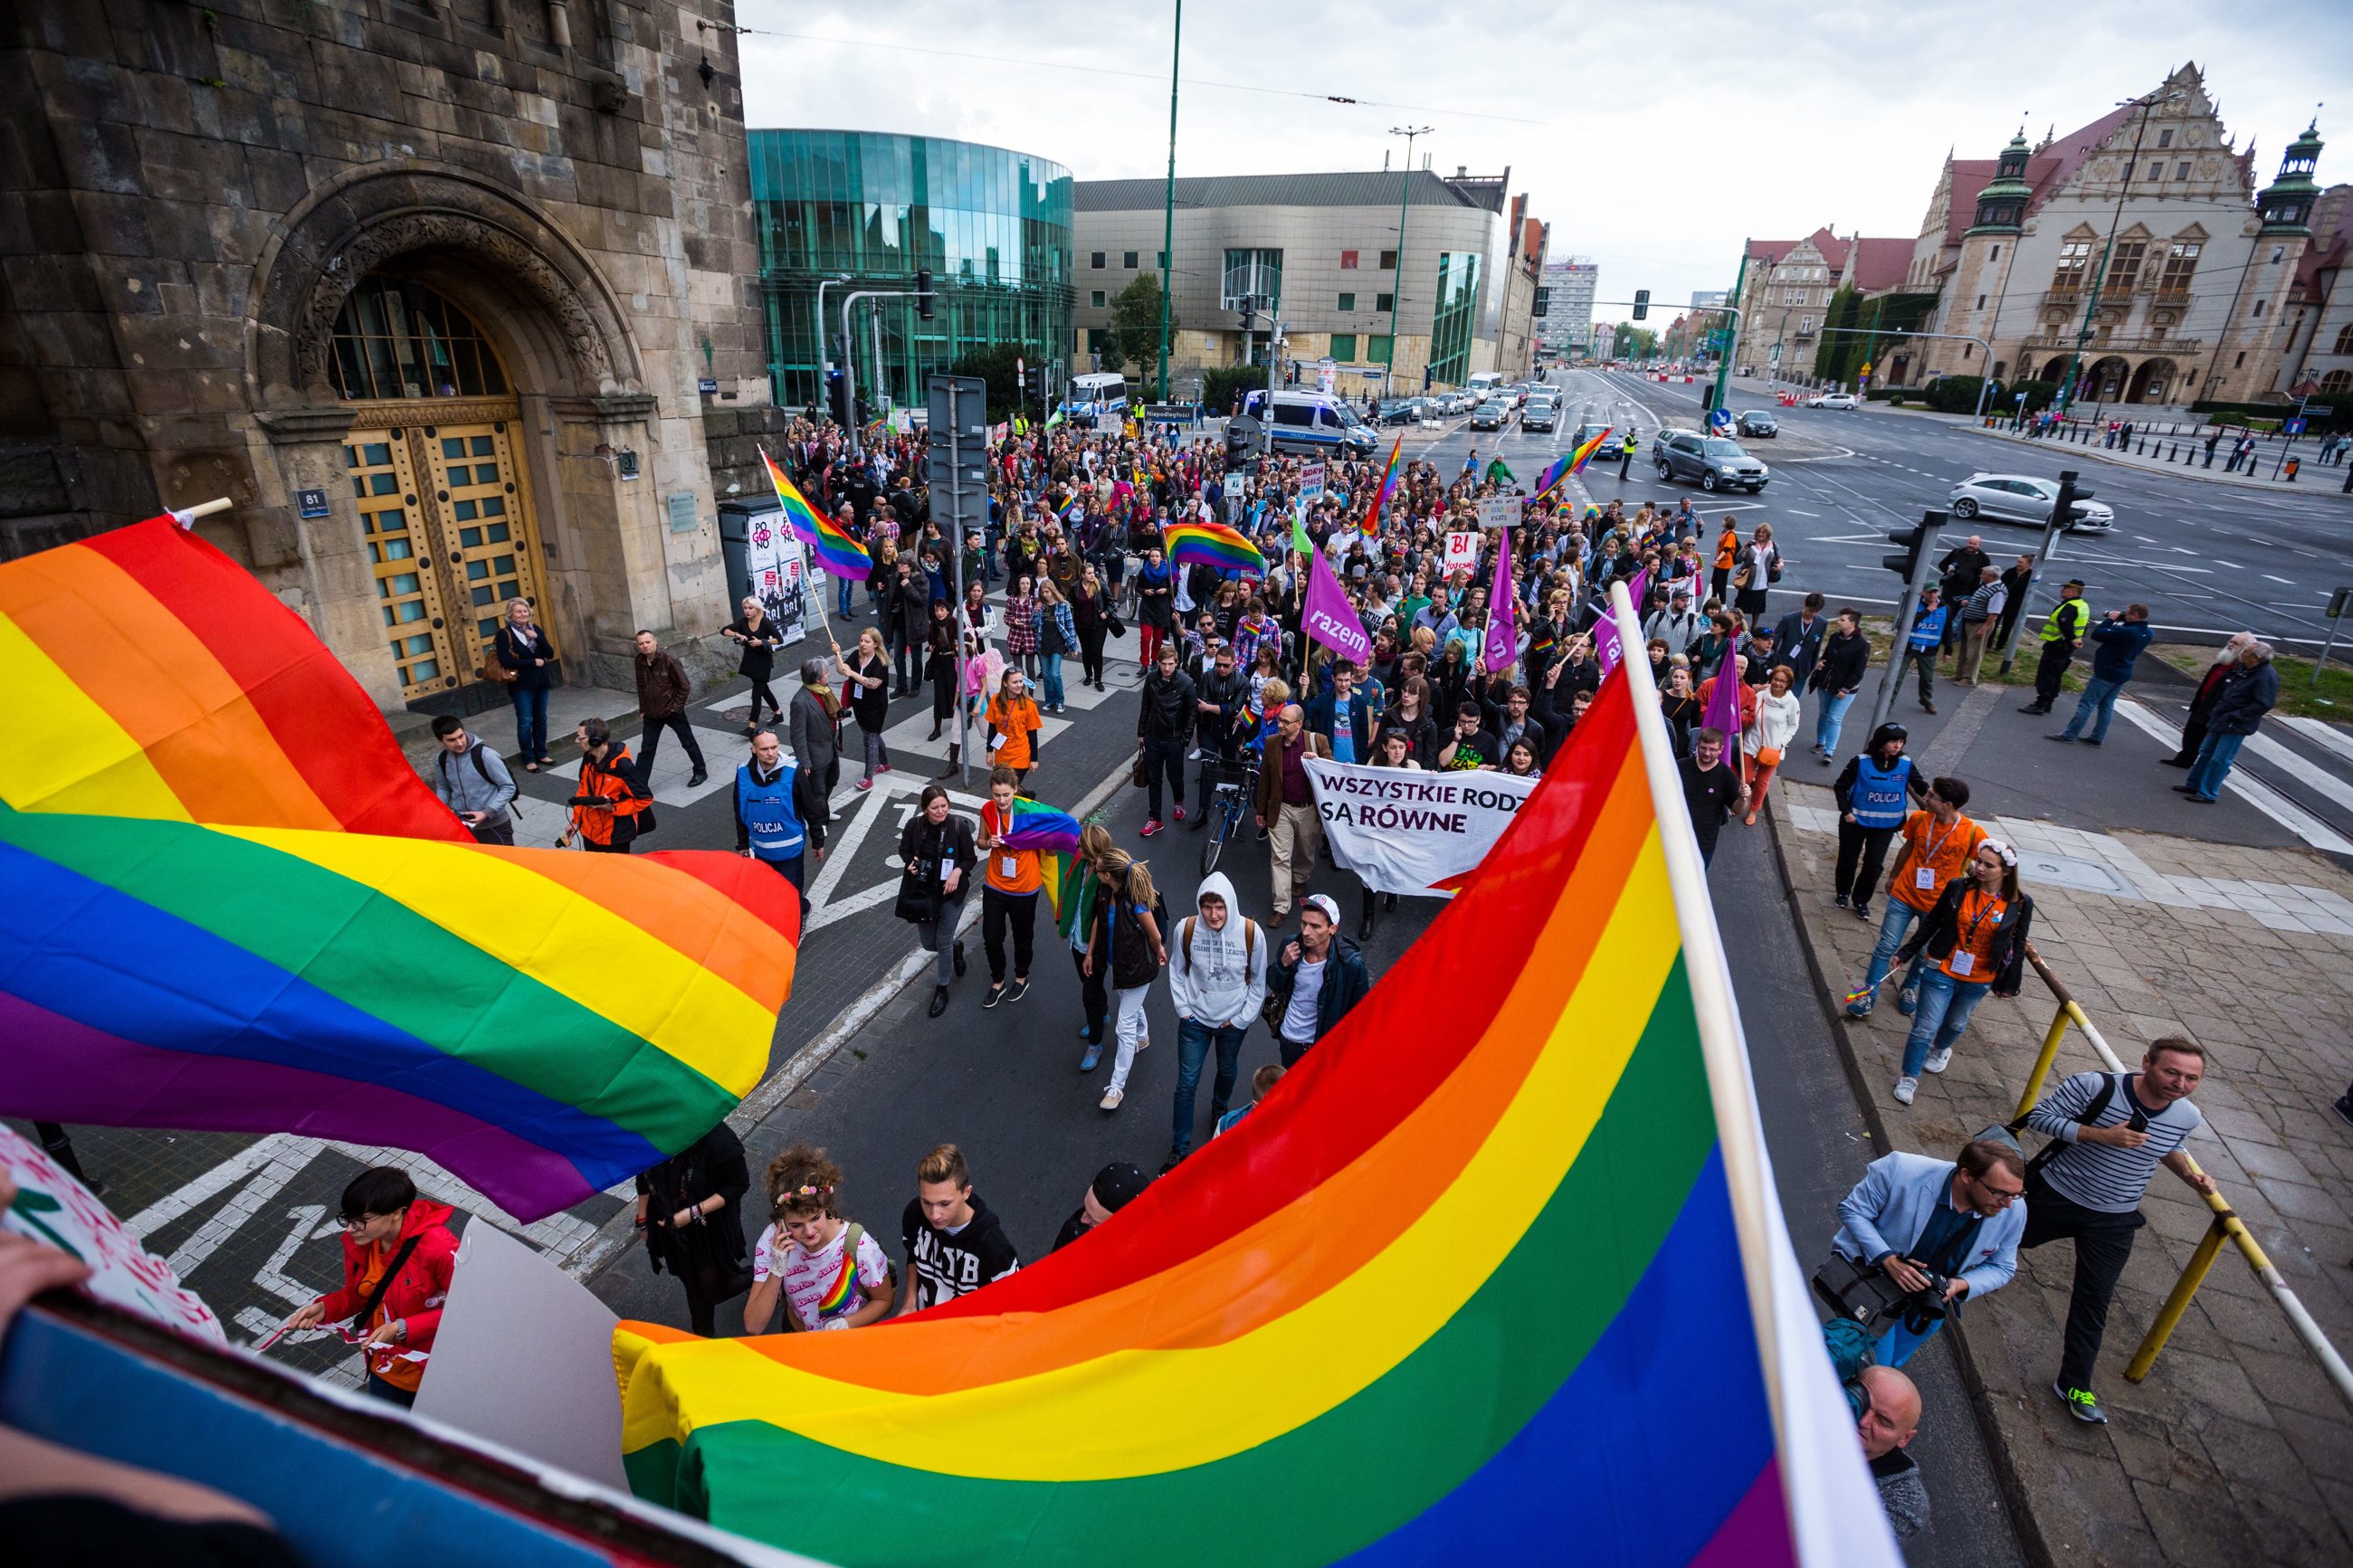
[1758, 746, 1784, 768]
[1106, 611, 1128, 638]
[1130, 746, 1151, 790]
[1811, 1251, 1912, 1332]
[482, 639, 515, 684]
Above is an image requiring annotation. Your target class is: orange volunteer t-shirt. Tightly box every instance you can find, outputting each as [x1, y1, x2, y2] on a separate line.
[986, 694, 1041, 772]
[1888, 810, 1985, 913]
[1941, 886, 2009, 982]
[980, 798, 1042, 896]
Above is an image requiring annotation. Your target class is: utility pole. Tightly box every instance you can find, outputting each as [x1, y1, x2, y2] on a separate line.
[1387, 125, 1433, 394]
[2056, 88, 2178, 414]
[1155, 0, 1181, 404]
[1711, 245, 1749, 413]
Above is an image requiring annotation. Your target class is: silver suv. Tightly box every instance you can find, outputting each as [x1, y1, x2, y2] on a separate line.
[1652, 429, 1769, 493]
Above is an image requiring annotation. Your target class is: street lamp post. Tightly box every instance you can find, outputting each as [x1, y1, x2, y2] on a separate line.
[1155, 0, 1181, 404]
[1386, 125, 1432, 393]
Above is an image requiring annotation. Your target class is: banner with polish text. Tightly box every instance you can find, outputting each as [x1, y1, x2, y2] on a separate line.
[1306, 758, 1537, 897]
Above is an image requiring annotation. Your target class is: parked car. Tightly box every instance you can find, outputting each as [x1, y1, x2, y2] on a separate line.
[1653, 432, 1770, 493]
[1434, 391, 1473, 415]
[1468, 400, 1510, 432]
[1521, 398, 1559, 432]
[1947, 473, 2116, 535]
[1806, 392, 1861, 410]
[1735, 410, 1778, 438]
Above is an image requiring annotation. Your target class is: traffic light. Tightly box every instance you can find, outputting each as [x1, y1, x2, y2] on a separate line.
[2052, 470, 2093, 529]
[1422, 365, 1434, 391]
[914, 268, 935, 321]
[1883, 519, 1934, 580]
[1633, 289, 1650, 321]
[825, 367, 850, 427]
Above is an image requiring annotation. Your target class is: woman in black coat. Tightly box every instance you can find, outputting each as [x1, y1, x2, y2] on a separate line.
[635, 1121, 751, 1336]
[724, 595, 783, 732]
[1070, 563, 1113, 691]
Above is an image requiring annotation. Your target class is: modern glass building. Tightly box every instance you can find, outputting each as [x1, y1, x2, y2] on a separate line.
[747, 130, 1075, 413]
[1429, 251, 1483, 388]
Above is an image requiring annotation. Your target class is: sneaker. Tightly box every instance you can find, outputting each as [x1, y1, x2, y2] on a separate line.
[1891, 1076, 1919, 1106]
[982, 984, 1005, 1009]
[953, 940, 967, 977]
[1099, 1087, 1125, 1111]
[1851, 902, 1872, 923]
[1137, 1031, 1149, 1052]
[1921, 701, 1937, 715]
[1834, 893, 1850, 908]
[1141, 818, 1163, 837]
[1924, 1046, 1952, 1074]
[2332, 1097, 2353, 1128]
[1173, 805, 1186, 822]
[2046, 733, 2075, 744]
[1896, 984, 1920, 1016]
[1159, 1148, 1186, 1175]
[2053, 1382, 2108, 1424]
[2081, 739, 2101, 748]
[856, 776, 875, 792]
[1078, 1024, 1094, 1041]
[1005, 976, 1029, 1003]
[1079, 1043, 1101, 1071]
[927, 985, 951, 1018]
[1843, 1000, 1874, 1021]
[2170, 784, 2197, 794]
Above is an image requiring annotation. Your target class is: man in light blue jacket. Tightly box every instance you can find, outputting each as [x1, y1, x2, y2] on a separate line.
[1832, 1140, 2027, 1365]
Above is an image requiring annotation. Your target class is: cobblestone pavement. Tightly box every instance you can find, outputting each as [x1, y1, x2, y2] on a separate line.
[1772, 778, 2353, 1567]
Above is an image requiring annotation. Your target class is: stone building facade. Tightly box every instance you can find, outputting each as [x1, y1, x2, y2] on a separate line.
[1897, 64, 2328, 406]
[2, 0, 772, 708]
[1731, 229, 1911, 381]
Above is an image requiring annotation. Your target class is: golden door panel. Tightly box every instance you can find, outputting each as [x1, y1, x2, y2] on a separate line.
[344, 435, 452, 699]
[412, 420, 543, 668]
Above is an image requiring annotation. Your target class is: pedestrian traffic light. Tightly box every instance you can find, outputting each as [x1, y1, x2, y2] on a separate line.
[914, 268, 935, 321]
[1883, 519, 1934, 580]
[1633, 290, 1650, 321]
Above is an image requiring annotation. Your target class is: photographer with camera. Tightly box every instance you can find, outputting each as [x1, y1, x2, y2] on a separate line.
[1824, 1139, 2027, 1366]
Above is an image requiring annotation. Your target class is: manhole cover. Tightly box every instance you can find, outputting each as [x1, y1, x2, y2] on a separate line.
[2014, 850, 2135, 898]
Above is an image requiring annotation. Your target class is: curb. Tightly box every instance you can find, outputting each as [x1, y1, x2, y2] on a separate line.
[1761, 796, 2061, 1568]
[1965, 426, 2353, 499]
[567, 746, 1144, 1285]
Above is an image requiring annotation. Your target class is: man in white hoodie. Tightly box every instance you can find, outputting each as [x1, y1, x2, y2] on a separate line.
[1164, 870, 1269, 1173]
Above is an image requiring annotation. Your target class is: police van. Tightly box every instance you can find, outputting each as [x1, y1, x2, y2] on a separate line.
[1061, 372, 1132, 426]
[1228, 389, 1380, 460]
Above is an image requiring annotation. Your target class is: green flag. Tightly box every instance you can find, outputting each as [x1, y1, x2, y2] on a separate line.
[1045, 408, 1065, 429]
[1291, 513, 1313, 557]
[1485, 458, 1516, 485]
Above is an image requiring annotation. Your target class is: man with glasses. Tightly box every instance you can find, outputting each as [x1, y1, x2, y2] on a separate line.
[1831, 1138, 2028, 1367]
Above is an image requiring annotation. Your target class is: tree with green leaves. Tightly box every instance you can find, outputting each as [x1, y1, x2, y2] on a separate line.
[948, 343, 1031, 423]
[1110, 274, 1173, 389]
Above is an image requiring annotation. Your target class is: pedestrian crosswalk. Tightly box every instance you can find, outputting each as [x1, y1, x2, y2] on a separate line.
[2112, 698, 2353, 857]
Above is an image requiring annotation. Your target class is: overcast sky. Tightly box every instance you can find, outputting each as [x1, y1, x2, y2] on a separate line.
[736, 0, 2346, 325]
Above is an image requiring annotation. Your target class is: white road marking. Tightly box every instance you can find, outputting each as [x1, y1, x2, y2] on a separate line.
[2110, 699, 2353, 855]
[2282, 716, 2353, 767]
[2243, 730, 2353, 816]
[1787, 508, 1822, 518]
[2263, 575, 2296, 585]
[2214, 560, 2244, 570]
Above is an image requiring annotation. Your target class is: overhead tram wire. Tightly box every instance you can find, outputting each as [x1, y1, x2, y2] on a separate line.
[728, 28, 1555, 127]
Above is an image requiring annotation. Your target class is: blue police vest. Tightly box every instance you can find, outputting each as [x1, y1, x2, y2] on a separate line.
[1907, 605, 1948, 650]
[1850, 755, 1913, 830]
[737, 761, 804, 859]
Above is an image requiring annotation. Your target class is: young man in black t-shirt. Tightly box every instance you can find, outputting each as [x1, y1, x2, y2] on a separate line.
[1437, 701, 1502, 771]
[899, 1143, 1022, 1315]
[1679, 726, 1748, 869]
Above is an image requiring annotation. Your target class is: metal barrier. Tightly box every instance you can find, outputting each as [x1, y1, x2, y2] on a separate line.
[2011, 951, 2353, 1411]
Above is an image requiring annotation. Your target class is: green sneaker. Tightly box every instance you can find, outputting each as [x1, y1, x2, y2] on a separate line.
[2053, 1381, 2108, 1424]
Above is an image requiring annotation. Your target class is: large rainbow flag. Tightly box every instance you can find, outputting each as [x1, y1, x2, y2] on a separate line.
[1163, 519, 1267, 578]
[1567, 423, 1615, 477]
[0, 518, 800, 1221]
[612, 583, 1896, 1567]
[760, 447, 871, 580]
[1355, 433, 1403, 536]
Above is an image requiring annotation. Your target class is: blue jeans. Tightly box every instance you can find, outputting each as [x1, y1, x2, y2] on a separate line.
[2061, 676, 2125, 741]
[1903, 968, 1991, 1077]
[510, 685, 549, 762]
[834, 573, 855, 617]
[1041, 651, 1066, 708]
[1172, 1018, 1248, 1155]
[1815, 689, 1858, 755]
[2186, 731, 2246, 800]
[1857, 901, 1926, 1001]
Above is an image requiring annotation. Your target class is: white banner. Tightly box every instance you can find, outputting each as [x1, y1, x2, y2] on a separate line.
[1444, 531, 1480, 573]
[1306, 759, 1538, 897]
[745, 514, 810, 647]
[1478, 495, 1520, 529]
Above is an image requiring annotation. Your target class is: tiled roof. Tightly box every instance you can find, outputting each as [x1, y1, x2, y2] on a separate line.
[1847, 236, 1916, 293]
[1074, 170, 1486, 214]
[1943, 102, 2144, 244]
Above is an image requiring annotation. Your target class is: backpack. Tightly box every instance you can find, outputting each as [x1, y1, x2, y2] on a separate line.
[1180, 915, 1259, 971]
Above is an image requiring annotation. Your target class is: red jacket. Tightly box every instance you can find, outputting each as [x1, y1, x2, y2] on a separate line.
[317, 1199, 459, 1388]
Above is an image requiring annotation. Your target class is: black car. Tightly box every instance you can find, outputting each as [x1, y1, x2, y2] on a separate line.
[1521, 399, 1559, 432]
[1468, 400, 1509, 432]
[1735, 411, 1778, 438]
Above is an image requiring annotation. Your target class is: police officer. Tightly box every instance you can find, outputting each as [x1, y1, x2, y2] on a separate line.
[734, 728, 809, 894]
[1618, 428, 1641, 481]
[2019, 579, 2091, 717]
[1830, 724, 1930, 920]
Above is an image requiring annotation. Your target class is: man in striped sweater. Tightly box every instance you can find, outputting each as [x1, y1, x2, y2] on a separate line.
[2021, 1037, 2218, 1425]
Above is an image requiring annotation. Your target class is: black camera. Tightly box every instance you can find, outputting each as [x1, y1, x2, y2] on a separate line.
[1901, 1267, 1955, 1327]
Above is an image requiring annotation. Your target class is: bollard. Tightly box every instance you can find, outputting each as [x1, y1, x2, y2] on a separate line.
[2128, 1215, 2229, 1383]
[2169, 442, 2178, 461]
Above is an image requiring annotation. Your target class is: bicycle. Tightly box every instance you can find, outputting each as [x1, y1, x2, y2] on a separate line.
[1198, 755, 1260, 877]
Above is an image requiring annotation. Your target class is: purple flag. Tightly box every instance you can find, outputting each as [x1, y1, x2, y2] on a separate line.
[1301, 546, 1372, 667]
[1701, 638, 1745, 740]
[1482, 527, 1517, 674]
[1595, 613, 1625, 678]
[1624, 565, 1653, 621]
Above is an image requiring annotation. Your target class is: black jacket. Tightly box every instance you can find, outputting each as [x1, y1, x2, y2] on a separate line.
[1811, 628, 1870, 695]
[635, 1122, 749, 1281]
[1137, 666, 1199, 741]
[1268, 934, 1372, 1043]
[1896, 879, 2035, 997]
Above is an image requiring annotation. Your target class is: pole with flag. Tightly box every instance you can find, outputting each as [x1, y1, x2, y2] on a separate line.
[1700, 637, 1753, 794]
[1482, 525, 1518, 675]
[1357, 433, 1403, 537]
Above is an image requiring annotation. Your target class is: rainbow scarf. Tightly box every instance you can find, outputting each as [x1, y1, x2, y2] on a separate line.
[996, 797, 1081, 854]
[761, 447, 871, 579]
[1356, 434, 1404, 536]
[815, 1246, 859, 1320]
[1164, 521, 1267, 579]
[614, 671, 1898, 1566]
[1567, 424, 1615, 477]
[0, 519, 798, 1222]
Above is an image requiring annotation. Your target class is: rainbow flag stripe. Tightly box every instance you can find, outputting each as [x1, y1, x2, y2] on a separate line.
[996, 797, 1081, 854]
[815, 1250, 858, 1320]
[1567, 423, 1615, 477]
[1357, 434, 1403, 535]
[1531, 449, 1574, 499]
[1163, 521, 1266, 579]
[0, 519, 800, 1222]
[614, 666, 1894, 1565]
[761, 449, 870, 580]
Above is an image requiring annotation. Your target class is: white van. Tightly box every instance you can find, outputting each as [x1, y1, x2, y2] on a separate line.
[1238, 389, 1379, 458]
[1467, 371, 1505, 404]
[1062, 372, 1131, 426]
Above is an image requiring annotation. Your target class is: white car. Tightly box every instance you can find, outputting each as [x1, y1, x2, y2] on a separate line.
[1947, 472, 2116, 535]
[1806, 392, 1860, 410]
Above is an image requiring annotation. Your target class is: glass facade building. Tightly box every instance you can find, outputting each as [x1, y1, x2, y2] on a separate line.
[1429, 252, 1483, 387]
[748, 130, 1075, 413]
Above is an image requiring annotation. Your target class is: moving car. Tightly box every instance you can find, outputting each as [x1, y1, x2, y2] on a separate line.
[1806, 391, 1860, 410]
[1734, 410, 1778, 438]
[1653, 431, 1770, 493]
[1947, 473, 2116, 535]
[1230, 389, 1381, 460]
[1377, 397, 1422, 426]
[1468, 399, 1510, 432]
[1572, 422, 1612, 452]
[1521, 396, 1559, 432]
[1434, 391, 1473, 415]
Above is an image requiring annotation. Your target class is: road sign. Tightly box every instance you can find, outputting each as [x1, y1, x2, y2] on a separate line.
[1224, 473, 1246, 498]
[2285, 417, 2308, 436]
[1444, 531, 1480, 572]
[1709, 408, 1733, 432]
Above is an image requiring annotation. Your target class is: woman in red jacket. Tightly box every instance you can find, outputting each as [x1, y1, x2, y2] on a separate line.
[283, 1168, 459, 1408]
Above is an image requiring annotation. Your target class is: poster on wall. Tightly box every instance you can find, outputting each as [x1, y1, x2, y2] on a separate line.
[746, 514, 810, 648]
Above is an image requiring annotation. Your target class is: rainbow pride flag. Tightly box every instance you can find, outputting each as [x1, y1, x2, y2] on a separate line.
[760, 447, 871, 580]
[996, 796, 1081, 854]
[1356, 433, 1403, 535]
[1567, 423, 1615, 477]
[614, 628, 1899, 1565]
[1164, 520, 1267, 579]
[0, 518, 800, 1222]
